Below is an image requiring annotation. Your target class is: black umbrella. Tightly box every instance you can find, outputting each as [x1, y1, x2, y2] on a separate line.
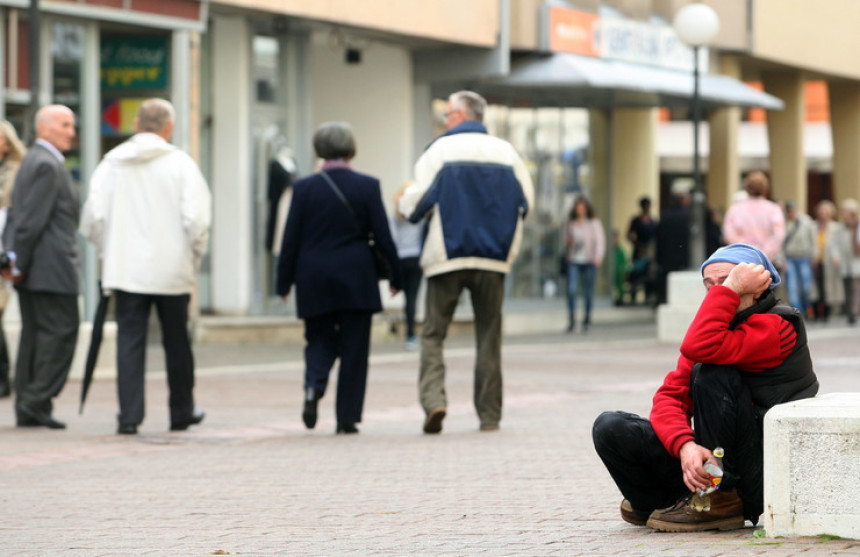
[79, 283, 110, 414]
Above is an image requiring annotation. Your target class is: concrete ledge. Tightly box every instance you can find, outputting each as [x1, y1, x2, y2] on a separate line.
[764, 392, 860, 540]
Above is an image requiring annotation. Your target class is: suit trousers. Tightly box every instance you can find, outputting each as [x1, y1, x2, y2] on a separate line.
[420, 269, 505, 427]
[592, 363, 764, 524]
[115, 291, 195, 427]
[303, 310, 373, 425]
[14, 290, 79, 413]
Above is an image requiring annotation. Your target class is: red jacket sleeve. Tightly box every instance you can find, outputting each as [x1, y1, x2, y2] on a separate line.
[650, 285, 796, 457]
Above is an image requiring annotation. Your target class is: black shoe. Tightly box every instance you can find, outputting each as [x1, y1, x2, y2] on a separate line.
[117, 424, 138, 435]
[170, 406, 205, 431]
[336, 423, 359, 434]
[423, 407, 446, 434]
[16, 405, 66, 429]
[302, 388, 319, 429]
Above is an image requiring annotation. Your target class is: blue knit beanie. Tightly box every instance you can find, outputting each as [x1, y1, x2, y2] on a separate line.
[700, 243, 781, 288]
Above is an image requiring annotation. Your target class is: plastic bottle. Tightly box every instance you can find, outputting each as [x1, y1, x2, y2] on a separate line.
[690, 447, 724, 512]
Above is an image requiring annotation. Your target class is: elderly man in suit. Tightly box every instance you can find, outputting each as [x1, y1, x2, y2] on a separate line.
[7, 105, 80, 429]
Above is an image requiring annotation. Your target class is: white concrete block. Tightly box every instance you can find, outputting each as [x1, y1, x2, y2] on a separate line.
[764, 393, 860, 540]
[657, 270, 704, 343]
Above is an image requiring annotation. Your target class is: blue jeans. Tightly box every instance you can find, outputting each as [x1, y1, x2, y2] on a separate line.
[566, 262, 596, 323]
[784, 257, 813, 312]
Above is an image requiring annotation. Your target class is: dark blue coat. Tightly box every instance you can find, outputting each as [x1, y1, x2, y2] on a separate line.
[276, 167, 402, 319]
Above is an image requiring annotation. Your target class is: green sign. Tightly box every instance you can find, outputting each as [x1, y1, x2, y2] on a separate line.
[101, 36, 168, 91]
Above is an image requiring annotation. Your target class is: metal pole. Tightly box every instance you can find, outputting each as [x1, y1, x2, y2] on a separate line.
[689, 44, 706, 268]
[25, 0, 40, 144]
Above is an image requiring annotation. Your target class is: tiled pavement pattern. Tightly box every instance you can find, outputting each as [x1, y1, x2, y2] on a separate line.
[1, 317, 859, 556]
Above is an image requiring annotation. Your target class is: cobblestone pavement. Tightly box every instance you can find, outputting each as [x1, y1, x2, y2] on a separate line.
[1, 317, 859, 556]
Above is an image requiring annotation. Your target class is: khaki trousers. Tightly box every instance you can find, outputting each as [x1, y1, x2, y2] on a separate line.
[419, 269, 504, 427]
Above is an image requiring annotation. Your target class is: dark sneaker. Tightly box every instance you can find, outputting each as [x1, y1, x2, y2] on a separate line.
[423, 407, 446, 434]
[646, 490, 745, 532]
[620, 499, 649, 526]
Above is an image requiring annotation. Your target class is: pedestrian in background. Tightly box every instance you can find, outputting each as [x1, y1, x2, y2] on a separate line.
[277, 122, 402, 435]
[839, 199, 860, 324]
[626, 196, 657, 305]
[655, 188, 691, 305]
[781, 200, 816, 314]
[563, 197, 605, 332]
[390, 181, 424, 351]
[722, 170, 785, 263]
[811, 200, 845, 321]
[399, 90, 533, 435]
[5, 105, 79, 429]
[80, 99, 212, 435]
[0, 120, 25, 398]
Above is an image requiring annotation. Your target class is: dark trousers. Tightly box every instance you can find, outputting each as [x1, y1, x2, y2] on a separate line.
[400, 256, 423, 338]
[303, 310, 373, 425]
[14, 290, 79, 413]
[115, 291, 195, 427]
[592, 364, 764, 523]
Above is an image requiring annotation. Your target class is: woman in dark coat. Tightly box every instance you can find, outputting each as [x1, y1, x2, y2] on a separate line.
[277, 122, 402, 434]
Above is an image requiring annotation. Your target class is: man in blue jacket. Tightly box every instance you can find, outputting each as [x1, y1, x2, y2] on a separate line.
[399, 90, 534, 434]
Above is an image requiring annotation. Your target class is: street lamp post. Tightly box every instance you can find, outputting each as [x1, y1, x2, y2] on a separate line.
[673, 3, 720, 268]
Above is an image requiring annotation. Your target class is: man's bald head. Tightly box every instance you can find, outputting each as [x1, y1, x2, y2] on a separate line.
[35, 104, 76, 153]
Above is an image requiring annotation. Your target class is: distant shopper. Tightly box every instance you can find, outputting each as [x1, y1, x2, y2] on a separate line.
[722, 171, 785, 263]
[811, 200, 845, 321]
[390, 181, 424, 350]
[781, 201, 816, 313]
[563, 197, 605, 332]
[626, 196, 657, 304]
[839, 199, 860, 324]
[277, 122, 402, 435]
[655, 189, 691, 305]
[0, 120, 25, 398]
[399, 90, 534, 434]
[81, 99, 212, 435]
[8, 105, 79, 430]
[594, 243, 817, 532]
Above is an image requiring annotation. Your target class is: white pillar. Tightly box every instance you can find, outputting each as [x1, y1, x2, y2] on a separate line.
[210, 15, 252, 314]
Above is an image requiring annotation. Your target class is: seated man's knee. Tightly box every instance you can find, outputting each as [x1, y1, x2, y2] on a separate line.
[690, 362, 743, 393]
[593, 411, 636, 452]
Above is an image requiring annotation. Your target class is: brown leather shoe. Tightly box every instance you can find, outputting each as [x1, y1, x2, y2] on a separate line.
[646, 490, 745, 532]
[423, 407, 446, 434]
[620, 499, 649, 526]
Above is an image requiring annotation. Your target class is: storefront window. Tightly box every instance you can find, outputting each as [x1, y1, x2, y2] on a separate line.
[253, 36, 280, 104]
[52, 21, 84, 179]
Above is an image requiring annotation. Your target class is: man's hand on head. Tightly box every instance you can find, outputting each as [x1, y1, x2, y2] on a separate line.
[721, 262, 771, 298]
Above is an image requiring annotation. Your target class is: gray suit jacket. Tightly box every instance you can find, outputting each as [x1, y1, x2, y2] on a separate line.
[10, 143, 80, 295]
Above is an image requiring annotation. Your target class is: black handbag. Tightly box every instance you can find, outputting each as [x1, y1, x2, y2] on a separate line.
[320, 171, 393, 281]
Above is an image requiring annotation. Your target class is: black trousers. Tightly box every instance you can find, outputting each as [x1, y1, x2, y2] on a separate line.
[400, 256, 423, 339]
[592, 363, 765, 523]
[115, 291, 195, 427]
[304, 310, 372, 425]
[15, 290, 79, 413]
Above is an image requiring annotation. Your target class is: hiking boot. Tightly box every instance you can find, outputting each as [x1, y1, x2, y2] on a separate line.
[620, 499, 649, 526]
[646, 490, 745, 532]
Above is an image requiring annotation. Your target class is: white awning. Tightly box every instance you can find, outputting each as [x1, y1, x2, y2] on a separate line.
[466, 53, 785, 110]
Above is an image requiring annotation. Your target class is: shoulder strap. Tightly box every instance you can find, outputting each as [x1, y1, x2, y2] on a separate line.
[320, 171, 368, 237]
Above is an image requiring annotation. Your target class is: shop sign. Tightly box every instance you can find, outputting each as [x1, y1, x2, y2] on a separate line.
[540, 6, 599, 57]
[598, 14, 703, 73]
[100, 36, 168, 91]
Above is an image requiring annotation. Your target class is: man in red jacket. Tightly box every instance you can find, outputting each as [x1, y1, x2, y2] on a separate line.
[593, 243, 818, 532]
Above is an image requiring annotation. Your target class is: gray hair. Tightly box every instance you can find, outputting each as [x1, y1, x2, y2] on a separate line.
[449, 90, 487, 122]
[313, 122, 356, 160]
[137, 98, 175, 133]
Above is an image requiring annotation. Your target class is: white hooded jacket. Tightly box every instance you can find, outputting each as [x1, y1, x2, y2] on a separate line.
[80, 133, 211, 295]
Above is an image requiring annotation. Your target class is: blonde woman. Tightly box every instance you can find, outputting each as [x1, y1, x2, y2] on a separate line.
[0, 120, 26, 397]
[812, 200, 845, 321]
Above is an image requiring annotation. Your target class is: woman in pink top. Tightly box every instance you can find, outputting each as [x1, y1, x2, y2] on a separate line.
[722, 171, 785, 263]
[563, 197, 605, 332]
